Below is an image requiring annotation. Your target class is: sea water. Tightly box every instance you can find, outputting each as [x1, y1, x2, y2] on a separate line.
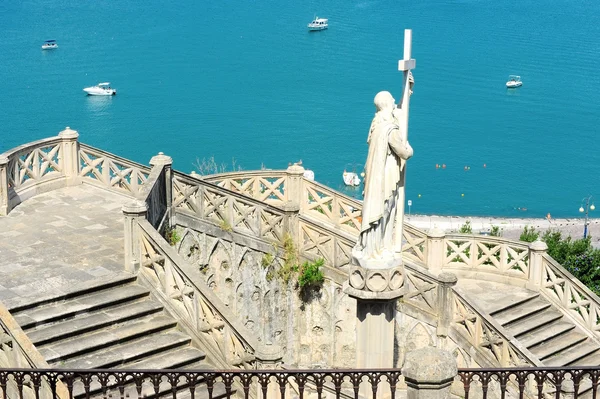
[1, 0, 599, 218]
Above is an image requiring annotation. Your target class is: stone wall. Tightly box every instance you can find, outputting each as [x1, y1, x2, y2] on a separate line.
[175, 224, 357, 367]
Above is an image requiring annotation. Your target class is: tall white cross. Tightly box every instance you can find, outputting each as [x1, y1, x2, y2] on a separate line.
[397, 29, 416, 138]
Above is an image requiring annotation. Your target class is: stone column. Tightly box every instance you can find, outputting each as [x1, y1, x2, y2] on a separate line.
[402, 347, 458, 399]
[526, 239, 547, 291]
[283, 163, 304, 243]
[123, 201, 147, 273]
[0, 156, 8, 216]
[426, 227, 446, 274]
[436, 272, 457, 339]
[58, 127, 80, 185]
[345, 265, 405, 368]
[149, 152, 173, 223]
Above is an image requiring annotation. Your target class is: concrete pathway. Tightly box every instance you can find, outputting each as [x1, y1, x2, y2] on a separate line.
[0, 186, 131, 310]
[406, 214, 600, 247]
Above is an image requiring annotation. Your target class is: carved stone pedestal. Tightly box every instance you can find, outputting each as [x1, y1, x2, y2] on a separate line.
[345, 259, 406, 369]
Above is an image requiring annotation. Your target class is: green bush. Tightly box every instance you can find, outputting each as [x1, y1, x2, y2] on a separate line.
[459, 220, 472, 234]
[519, 226, 539, 243]
[297, 258, 325, 289]
[490, 225, 502, 237]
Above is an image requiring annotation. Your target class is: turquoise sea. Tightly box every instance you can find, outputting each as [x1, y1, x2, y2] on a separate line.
[1, 0, 599, 218]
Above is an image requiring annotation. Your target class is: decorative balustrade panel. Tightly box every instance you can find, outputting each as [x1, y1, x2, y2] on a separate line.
[299, 218, 354, 269]
[540, 255, 600, 337]
[0, 368, 404, 399]
[452, 293, 532, 367]
[5, 140, 64, 193]
[302, 180, 362, 235]
[173, 173, 286, 242]
[204, 171, 289, 206]
[458, 367, 600, 399]
[402, 269, 439, 316]
[402, 225, 427, 264]
[138, 222, 256, 368]
[78, 145, 150, 197]
[443, 236, 530, 280]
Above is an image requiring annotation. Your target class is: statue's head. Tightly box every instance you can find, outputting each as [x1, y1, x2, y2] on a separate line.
[374, 91, 395, 113]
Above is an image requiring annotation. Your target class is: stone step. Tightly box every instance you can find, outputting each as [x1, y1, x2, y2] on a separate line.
[41, 315, 177, 363]
[529, 330, 588, 360]
[491, 297, 552, 326]
[484, 291, 540, 315]
[15, 284, 150, 329]
[59, 331, 194, 369]
[503, 309, 563, 337]
[518, 321, 575, 348]
[7, 273, 137, 313]
[544, 340, 600, 367]
[27, 300, 164, 345]
[118, 347, 208, 370]
[576, 350, 600, 367]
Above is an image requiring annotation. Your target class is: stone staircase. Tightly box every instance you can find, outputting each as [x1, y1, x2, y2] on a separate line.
[489, 291, 600, 366]
[9, 274, 230, 398]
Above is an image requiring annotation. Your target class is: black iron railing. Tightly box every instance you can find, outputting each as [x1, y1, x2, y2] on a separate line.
[458, 367, 600, 399]
[0, 368, 402, 399]
[3, 367, 600, 399]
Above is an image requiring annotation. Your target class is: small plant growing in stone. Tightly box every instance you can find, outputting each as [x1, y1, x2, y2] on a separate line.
[164, 227, 181, 246]
[297, 258, 325, 289]
[219, 219, 233, 232]
[459, 220, 472, 234]
[261, 253, 274, 268]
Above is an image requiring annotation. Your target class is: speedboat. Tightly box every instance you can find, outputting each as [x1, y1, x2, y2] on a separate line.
[41, 40, 58, 50]
[506, 75, 522, 88]
[303, 169, 315, 181]
[83, 82, 117, 96]
[308, 17, 328, 31]
[343, 170, 360, 186]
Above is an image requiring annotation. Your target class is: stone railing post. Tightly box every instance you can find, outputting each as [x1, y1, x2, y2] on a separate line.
[149, 152, 173, 224]
[283, 163, 304, 243]
[526, 239, 547, 291]
[402, 347, 458, 399]
[123, 201, 147, 273]
[436, 272, 457, 339]
[426, 227, 446, 274]
[58, 127, 80, 185]
[0, 156, 8, 216]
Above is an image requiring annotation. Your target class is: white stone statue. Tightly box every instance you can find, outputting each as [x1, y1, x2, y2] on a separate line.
[353, 91, 413, 266]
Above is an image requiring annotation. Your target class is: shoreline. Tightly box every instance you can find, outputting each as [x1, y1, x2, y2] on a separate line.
[406, 214, 600, 245]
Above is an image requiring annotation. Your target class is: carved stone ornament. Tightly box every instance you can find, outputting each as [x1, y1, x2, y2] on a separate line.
[344, 265, 405, 300]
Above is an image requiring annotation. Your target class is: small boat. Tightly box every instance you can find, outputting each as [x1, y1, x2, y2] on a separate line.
[343, 170, 361, 186]
[506, 75, 522, 88]
[308, 17, 328, 31]
[83, 82, 117, 96]
[303, 170, 315, 181]
[41, 40, 58, 50]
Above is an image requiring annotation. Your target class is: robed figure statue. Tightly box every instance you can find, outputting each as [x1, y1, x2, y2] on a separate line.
[352, 91, 413, 265]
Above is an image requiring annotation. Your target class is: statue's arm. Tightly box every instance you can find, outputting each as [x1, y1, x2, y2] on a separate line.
[389, 128, 413, 160]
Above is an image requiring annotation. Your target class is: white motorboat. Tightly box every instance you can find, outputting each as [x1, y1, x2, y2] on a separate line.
[308, 17, 328, 31]
[303, 169, 315, 181]
[83, 82, 117, 96]
[506, 75, 522, 88]
[41, 40, 58, 50]
[343, 170, 360, 186]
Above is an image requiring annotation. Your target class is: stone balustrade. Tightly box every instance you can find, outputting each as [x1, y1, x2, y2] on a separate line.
[5, 132, 600, 372]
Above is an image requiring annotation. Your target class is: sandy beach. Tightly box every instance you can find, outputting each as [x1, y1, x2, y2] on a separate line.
[406, 215, 600, 247]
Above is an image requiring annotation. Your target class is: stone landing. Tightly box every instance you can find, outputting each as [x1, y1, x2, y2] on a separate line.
[0, 185, 130, 310]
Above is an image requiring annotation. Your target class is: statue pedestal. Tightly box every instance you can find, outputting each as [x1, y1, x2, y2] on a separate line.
[345, 254, 405, 369]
